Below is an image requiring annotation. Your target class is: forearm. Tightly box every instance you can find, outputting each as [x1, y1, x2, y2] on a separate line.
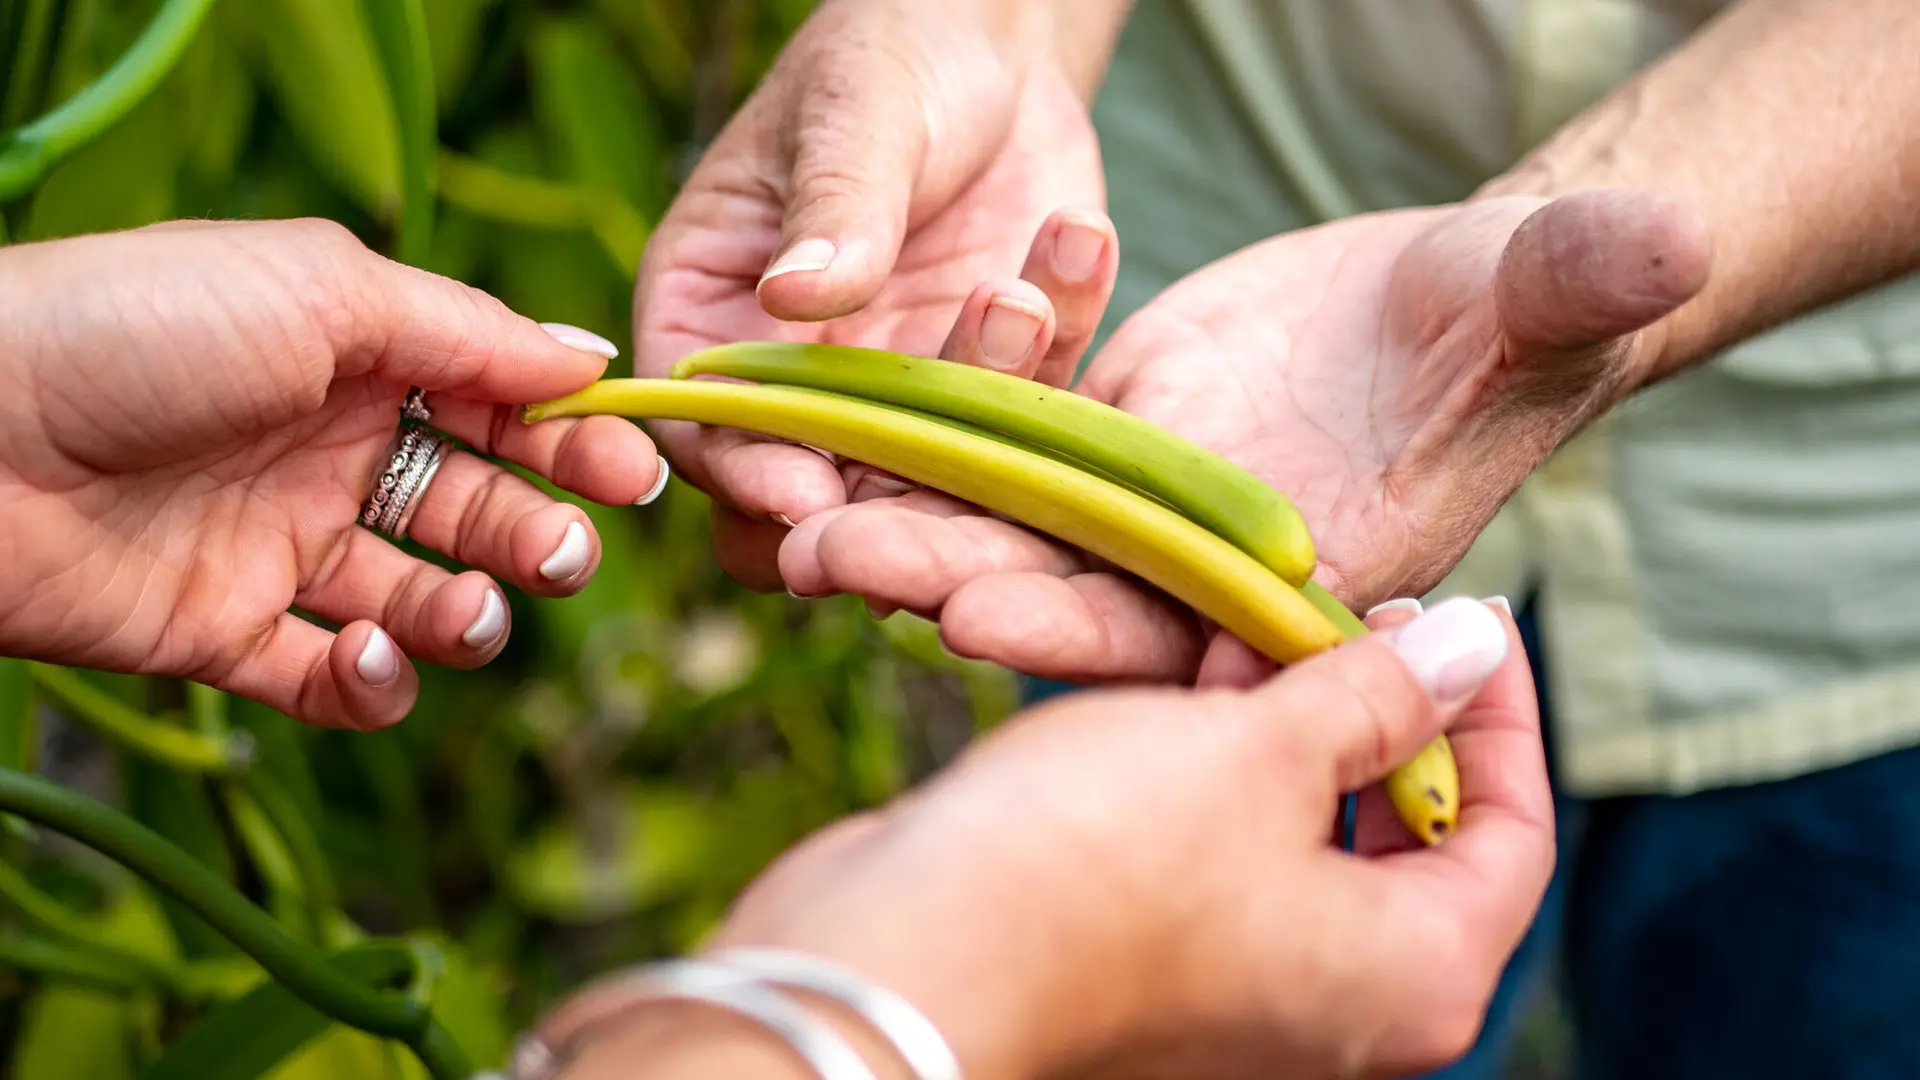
[1477, 0, 1920, 383]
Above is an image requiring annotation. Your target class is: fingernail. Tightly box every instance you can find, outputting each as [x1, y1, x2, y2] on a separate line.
[1052, 216, 1108, 282]
[636, 456, 671, 506]
[1486, 595, 1513, 617]
[539, 520, 592, 581]
[758, 238, 837, 288]
[979, 296, 1045, 371]
[1387, 597, 1508, 702]
[853, 473, 915, 501]
[356, 627, 399, 687]
[771, 512, 797, 528]
[787, 585, 819, 600]
[866, 599, 898, 620]
[462, 590, 507, 649]
[1367, 597, 1424, 618]
[539, 323, 620, 360]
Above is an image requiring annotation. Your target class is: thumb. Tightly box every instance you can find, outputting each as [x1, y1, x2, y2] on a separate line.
[752, 70, 930, 323]
[753, 9, 1018, 324]
[1256, 597, 1510, 795]
[340, 249, 618, 403]
[1495, 188, 1712, 360]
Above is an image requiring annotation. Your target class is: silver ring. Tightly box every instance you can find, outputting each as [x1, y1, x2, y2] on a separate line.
[360, 418, 450, 541]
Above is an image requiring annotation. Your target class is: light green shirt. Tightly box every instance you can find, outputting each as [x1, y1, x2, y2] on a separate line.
[1090, 0, 1920, 797]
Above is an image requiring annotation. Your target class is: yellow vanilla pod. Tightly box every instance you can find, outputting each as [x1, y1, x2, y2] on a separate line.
[668, 342, 1318, 588]
[1302, 582, 1459, 845]
[525, 379, 1343, 664]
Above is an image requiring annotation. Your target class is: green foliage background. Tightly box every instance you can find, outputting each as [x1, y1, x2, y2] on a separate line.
[0, 1, 1018, 1075]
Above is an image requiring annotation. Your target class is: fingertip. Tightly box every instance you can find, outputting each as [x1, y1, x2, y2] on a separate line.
[940, 278, 1056, 377]
[755, 237, 890, 322]
[332, 622, 417, 731]
[520, 509, 599, 594]
[428, 571, 509, 665]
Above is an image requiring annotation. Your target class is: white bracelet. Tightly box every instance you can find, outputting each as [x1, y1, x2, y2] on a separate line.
[705, 948, 964, 1080]
[503, 958, 880, 1080]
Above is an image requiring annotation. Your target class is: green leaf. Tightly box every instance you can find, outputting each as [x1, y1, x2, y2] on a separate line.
[19, 82, 180, 239]
[360, 0, 436, 264]
[139, 945, 414, 1080]
[126, 759, 236, 958]
[418, 0, 497, 110]
[234, 0, 401, 220]
[526, 13, 667, 217]
[11, 983, 140, 1080]
[0, 658, 32, 772]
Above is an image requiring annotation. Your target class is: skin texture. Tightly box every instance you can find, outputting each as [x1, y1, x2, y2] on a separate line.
[0, 219, 663, 731]
[630, 0, 1115, 591]
[709, 0, 1920, 687]
[540, 600, 1556, 1080]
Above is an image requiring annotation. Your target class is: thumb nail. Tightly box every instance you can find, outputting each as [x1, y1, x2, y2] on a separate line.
[759, 238, 837, 288]
[540, 323, 620, 359]
[1387, 597, 1508, 702]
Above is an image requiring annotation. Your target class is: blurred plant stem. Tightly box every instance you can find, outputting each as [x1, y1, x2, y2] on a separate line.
[0, 0, 219, 201]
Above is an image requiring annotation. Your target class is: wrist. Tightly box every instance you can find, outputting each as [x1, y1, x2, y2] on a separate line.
[698, 812, 1140, 1080]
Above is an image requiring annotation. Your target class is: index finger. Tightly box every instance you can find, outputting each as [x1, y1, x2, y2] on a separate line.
[1371, 605, 1556, 962]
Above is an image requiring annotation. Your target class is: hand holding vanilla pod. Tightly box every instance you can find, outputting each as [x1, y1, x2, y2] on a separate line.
[524, 342, 1462, 845]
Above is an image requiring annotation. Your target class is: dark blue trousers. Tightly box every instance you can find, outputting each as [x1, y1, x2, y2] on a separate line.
[1023, 602, 1920, 1078]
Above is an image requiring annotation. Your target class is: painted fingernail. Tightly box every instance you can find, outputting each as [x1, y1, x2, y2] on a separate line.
[1486, 595, 1513, 617]
[979, 296, 1045, 371]
[771, 512, 797, 528]
[1052, 215, 1108, 282]
[539, 520, 592, 581]
[787, 585, 820, 600]
[758, 238, 837, 288]
[853, 473, 915, 501]
[1366, 597, 1424, 618]
[636, 456, 672, 506]
[540, 323, 620, 360]
[1387, 596, 1509, 702]
[356, 627, 400, 687]
[462, 590, 507, 649]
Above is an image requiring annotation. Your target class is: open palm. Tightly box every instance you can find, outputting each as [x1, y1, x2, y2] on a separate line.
[631, 3, 1109, 585]
[782, 191, 1710, 684]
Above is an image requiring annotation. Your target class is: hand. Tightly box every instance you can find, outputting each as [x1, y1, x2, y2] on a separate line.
[537, 598, 1553, 1080]
[780, 190, 1712, 683]
[632, 0, 1114, 591]
[0, 219, 665, 730]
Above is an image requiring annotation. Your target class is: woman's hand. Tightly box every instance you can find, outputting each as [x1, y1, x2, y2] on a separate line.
[539, 597, 1554, 1080]
[633, 0, 1118, 591]
[779, 190, 1711, 683]
[0, 219, 664, 730]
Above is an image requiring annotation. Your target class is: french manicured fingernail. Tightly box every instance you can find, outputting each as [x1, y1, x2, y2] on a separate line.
[1367, 597, 1424, 618]
[540, 323, 620, 359]
[462, 590, 507, 649]
[356, 627, 399, 687]
[979, 296, 1045, 371]
[636, 456, 671, 506]
[1486, 595, 1513, 617]
[1052, 216, 1108, 282]
[1388, 596, 1508, 702]
[771, 512, 797, 528]
[853, 473, 915, 501]
[759, 238, 837, 287]
[539, 521, 592, 581]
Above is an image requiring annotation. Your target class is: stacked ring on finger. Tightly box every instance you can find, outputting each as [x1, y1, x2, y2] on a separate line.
[360, 387, 452, 541]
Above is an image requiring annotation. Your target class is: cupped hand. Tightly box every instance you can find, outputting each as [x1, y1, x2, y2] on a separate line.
[781, 189, 1712, 683]
[541, 598, 1553, 1080]
[632, 0, 1113, 591]
[0, 219, 665, 730]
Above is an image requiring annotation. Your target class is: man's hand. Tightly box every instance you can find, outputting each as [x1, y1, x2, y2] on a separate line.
[633, 0, 1124, 591]
[778, 190, 1710, 683]
[0, 220, 661, 730]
